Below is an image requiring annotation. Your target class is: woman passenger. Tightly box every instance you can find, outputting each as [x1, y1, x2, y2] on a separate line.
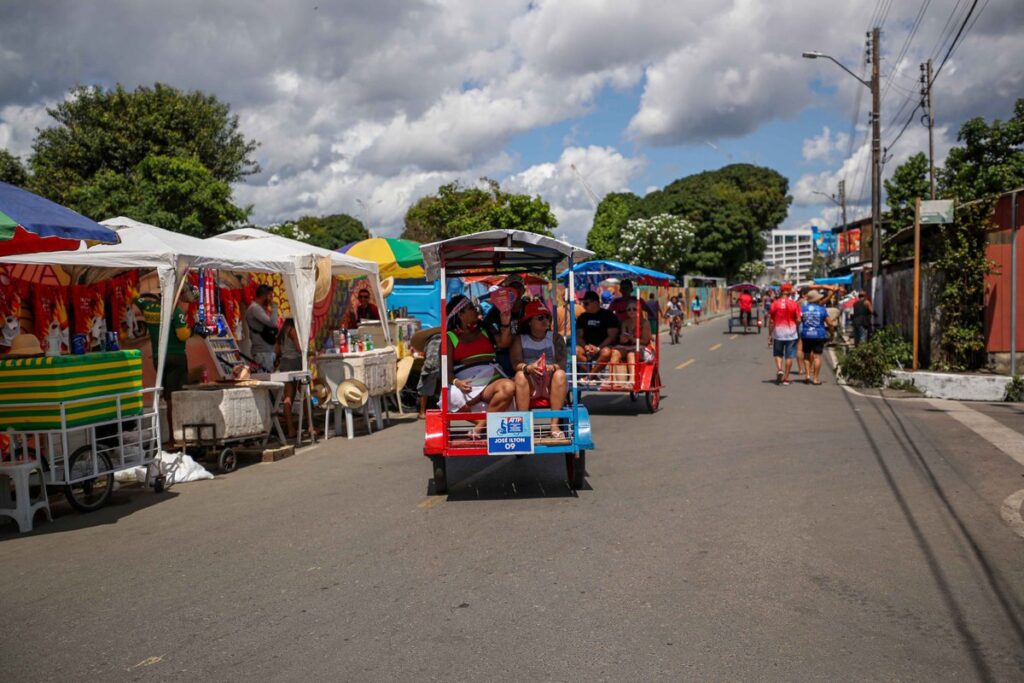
[445, 295, 515, 438]
[611, 301, 652, 388]
[510, 300, 568, 439]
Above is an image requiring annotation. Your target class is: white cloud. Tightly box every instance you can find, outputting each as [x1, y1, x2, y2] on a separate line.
[0, 102, 53, 158]
[801, 126, 851, 164]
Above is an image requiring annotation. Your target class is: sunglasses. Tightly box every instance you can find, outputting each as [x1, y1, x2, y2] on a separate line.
[358, 294, 370, 299]
[533, 314, 550, 321]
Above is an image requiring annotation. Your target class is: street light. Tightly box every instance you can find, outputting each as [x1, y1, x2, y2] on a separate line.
[803, 29, 881, 322]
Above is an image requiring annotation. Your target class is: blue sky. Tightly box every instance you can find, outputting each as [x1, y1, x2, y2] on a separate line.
[1, 1, 1021, 244]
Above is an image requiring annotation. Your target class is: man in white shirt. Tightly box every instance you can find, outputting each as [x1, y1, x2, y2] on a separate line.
[246, 284, 279, 372]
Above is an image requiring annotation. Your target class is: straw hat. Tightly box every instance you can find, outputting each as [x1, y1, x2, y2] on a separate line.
[805, 290, 824, 303]
[312, 381, 331, 404]
[395, 356, 415, 391]
[314, 257, 334, 302]
[231, 364, 252, 381]
[337, 378, 370, 408]
[410, 326, 441, 353]
[379, 276, 394, 299]
[6, 333, 43, 357]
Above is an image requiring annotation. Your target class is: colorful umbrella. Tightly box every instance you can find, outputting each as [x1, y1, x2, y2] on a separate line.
[339, 237, 424, 279]
[0, 181, 119, 256]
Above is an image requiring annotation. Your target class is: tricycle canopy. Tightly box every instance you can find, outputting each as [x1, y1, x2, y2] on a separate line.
[420, 229, 593, 280]
[727, 282, 759, 293]
[559, 259, 676, 288]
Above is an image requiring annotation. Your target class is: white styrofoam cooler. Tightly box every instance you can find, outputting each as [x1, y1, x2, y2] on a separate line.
[172, 385, 280, 441]
[316, 347, 397, 398]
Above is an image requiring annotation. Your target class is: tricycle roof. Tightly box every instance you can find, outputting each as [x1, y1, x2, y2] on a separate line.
[560, 259, 676, 287]
[420, 229, 593, 281]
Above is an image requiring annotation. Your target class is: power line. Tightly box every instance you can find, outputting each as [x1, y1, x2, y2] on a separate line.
[881, 0, 932, 104]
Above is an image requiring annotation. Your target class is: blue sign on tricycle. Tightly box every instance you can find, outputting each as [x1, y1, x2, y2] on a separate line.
[487, 412, 534, 455]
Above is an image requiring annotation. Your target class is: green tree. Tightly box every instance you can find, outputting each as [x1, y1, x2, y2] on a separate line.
[639, 164, 789, 278]
[883, 152, 931, 261]
[271, 214, 368, 249]
[806, 252, 827, 279]
[617, 214, 695, 275]
[401, 179, 556, 242]
[29, 83, 259, 236]
[0, 149, 29, 187]
[931, 98, 1024, 369]
[586, 192, 640, 258]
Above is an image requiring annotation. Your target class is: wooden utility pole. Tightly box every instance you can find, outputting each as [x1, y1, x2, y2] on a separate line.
[838, 179, 848, 264]
[870, 27, 883, 321]
[912, 197, 921, 370]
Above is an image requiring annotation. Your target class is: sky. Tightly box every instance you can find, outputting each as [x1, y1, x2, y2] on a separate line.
[1, 1, 1021, 245]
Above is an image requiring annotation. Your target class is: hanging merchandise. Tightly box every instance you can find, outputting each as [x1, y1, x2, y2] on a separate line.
[107, 271, 140, 340]
[0, 269, 27, 350]
[71, 282, 107, 351]
[220, 287, 243, 342]
[204, 269, 217, 334]
[34, 284, 70, 354]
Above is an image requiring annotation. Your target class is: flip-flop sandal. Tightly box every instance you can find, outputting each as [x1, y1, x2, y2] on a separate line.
[776, 371, 783, 385]
[550, 429, 565, 440]
[813, 381, 822, 386]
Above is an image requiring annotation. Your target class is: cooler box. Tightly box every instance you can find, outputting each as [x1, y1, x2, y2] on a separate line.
[0, 350, 144, 430]
[316, 348, 397, 398]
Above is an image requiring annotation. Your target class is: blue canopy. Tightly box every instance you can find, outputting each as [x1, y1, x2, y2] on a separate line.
[559, 259, 676, 288]
[813, 274, 854, 286]
[0, 181, 119, 243]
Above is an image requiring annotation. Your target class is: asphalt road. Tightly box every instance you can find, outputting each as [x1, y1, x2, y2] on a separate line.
[4, 316, 1024, 681]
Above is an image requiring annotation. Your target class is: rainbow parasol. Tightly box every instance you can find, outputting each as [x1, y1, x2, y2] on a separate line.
[339, 237, 424, 279]
[0, 181, 119, 256]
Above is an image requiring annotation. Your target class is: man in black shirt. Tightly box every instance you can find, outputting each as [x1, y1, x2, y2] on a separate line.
[575, 290, 619, 379]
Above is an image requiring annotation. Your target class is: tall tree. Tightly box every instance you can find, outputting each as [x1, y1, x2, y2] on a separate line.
[586, 192, 640, 259]
[29, 83, 259, 236]
[271, 214, 368, 250]
[0, 149, 29, 187]
[402, 179, 556, 242]
[883, 152, 931, 261]
[640, 164, 790, 278]
[617, 214, 694, 275]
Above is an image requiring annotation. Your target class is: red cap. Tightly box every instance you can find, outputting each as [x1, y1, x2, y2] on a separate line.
[780, 282, 793, 293]
[521, 299, 551, 323]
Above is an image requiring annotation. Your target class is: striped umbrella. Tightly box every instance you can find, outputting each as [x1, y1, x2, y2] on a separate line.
[339, 237, 424, 279]
[0, 181, 119, 256]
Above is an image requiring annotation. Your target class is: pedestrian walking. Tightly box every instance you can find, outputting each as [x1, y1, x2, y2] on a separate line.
[800, 290, 833, 385]
[691, 295, 702, 325]
[769, 283, 801, 385]
[851, 290, 874, 346]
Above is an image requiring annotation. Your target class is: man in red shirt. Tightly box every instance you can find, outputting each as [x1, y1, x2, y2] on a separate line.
[769, 282, 801, 385]
[344, 288, 381, 329]
[738, 290, 754, 328]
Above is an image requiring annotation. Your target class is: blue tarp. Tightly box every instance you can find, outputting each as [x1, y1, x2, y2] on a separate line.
[559, 259, 676, 287]
[813, 274, 854, 286]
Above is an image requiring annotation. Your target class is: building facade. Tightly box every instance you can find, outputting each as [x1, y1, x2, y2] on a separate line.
[762, 229, 814, 281]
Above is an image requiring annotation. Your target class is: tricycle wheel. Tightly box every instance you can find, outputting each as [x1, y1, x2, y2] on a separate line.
[64, 445, 114, 513]
[153, 475, 165, 493]
[629, 391, 637, 402]
[430, 455, 448, 494]
[646, 390, 660, 413]
[218, 447, 238, 473]
[566, 451, 586, 490]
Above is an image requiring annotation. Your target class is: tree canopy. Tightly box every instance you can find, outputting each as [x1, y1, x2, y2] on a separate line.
[617, 214, 694, 274]
[882, 152, 931, 261]
[270, 214, 369, 250]
[587, 163, 790, 279]
[402, 179, 556, 242]
[29, 83, 259, 236]
[0, 149, 28, 187]
[586, 192, 640, 259]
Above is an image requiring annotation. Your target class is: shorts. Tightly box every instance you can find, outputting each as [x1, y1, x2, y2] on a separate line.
[279, 356, 303, 372]
[802, 338, 826, 355]
[163, 353, 189, 395]
[773, 338, 798, 359]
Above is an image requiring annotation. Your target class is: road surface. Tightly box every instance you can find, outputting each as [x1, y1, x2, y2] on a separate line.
[4, 317, 1024, 680]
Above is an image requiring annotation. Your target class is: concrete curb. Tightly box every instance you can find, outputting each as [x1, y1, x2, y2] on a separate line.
[889, 369, 1011, 402]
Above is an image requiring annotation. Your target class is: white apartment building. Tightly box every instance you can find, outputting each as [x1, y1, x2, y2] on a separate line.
[762, 229, 815, 281]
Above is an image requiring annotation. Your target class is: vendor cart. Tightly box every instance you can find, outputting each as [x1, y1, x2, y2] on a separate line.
[562, 260, 673, 413]
[420, 229, 595, 492]
[1, 386, 163, 520]
[726, 283, 762, 334]
[172, 381, 284, 473]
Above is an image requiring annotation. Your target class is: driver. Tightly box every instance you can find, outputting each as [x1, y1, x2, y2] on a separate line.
[575, 290, 619, 380]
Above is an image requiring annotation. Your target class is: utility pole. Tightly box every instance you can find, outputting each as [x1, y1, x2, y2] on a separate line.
[869, 27, 883, 323]
[839, 179, 848, 265]
[921, 59, 936, 200]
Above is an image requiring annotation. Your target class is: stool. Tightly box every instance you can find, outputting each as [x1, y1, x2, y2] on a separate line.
[0, 458, 52, 533]
[322, 400, 373, 440]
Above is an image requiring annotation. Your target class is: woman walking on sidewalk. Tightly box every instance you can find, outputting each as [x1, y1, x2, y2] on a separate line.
[799, 290, 834, 385]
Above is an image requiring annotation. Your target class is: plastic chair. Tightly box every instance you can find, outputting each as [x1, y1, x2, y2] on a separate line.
[0, 458, 52, 533]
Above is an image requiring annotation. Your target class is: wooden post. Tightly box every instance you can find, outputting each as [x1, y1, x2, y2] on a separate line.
[912, 197, 921, 371]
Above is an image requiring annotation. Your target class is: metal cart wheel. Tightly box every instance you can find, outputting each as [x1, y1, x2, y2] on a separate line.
[64, 445, 115, 513]
[218, 447, 238, 473]
[646, 370, 662, 413]
[430, 455, 448, 494]
[566, 451, 586, 490]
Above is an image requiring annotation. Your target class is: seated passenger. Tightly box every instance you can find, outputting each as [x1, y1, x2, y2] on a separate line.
[575, 290, 619, 380]
[611, 301, 653, 388]
[445, 295, 515, 438]
[510, 300, 568, 439]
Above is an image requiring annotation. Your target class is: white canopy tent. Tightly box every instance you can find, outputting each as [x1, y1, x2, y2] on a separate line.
[205, 228, 388, 351]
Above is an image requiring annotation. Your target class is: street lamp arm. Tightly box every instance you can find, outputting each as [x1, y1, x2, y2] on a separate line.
[812, 190, 841, 207]
[802, 51, 870, 89]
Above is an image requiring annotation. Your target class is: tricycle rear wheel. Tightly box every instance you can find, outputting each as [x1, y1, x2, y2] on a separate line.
[430, 455, 448, 494]
[218, 447, 237, 473]
[566, 451, 586, 490]
[64, 445, 114, 513]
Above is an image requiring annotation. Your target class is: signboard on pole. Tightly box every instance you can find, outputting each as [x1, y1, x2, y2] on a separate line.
[919, 199, 954, 224]
[487, 412, 534, 455]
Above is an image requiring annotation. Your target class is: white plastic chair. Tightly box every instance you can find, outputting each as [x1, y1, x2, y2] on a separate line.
[0, 458, 52, 533]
